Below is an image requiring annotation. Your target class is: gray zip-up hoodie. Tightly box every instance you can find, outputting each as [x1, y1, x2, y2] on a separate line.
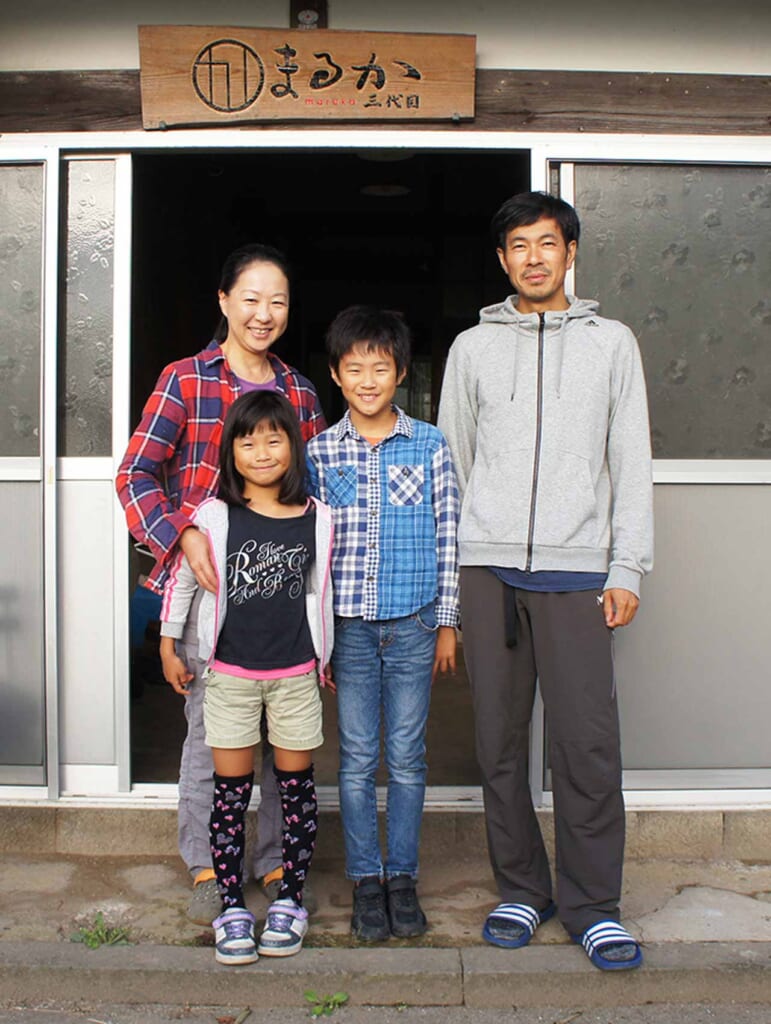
[160, 496, 334, 681]
[437, 295, 653, 596]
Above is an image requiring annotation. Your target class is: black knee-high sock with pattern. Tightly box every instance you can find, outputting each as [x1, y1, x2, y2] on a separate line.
[275, 764, 317, 906]
[210, 771, 254, 910]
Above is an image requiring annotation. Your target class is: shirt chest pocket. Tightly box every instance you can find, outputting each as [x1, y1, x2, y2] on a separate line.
[388, 464, 425, 506]
[325, 463, 358, 507]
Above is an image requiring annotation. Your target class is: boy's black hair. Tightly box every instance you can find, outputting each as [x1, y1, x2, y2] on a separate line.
[218, 391, 307, 507]
[325, 305, 412, 376]
[491, 191, 581, 250]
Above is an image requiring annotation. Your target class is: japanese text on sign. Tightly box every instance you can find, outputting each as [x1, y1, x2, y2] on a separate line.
[138, 27, 476, 127]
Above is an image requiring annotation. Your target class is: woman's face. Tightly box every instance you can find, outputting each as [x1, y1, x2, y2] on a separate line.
[218, 260, 290, 358]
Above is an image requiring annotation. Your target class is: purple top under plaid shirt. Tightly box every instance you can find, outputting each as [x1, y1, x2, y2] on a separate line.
[305, 407, 460, 627]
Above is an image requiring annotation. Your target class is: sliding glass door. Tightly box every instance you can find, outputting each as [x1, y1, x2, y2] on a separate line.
[0, 151, 58, 787]
[546, 155, 771, 790]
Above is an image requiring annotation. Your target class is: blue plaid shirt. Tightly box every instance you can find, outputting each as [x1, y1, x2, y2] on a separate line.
[306, 407, 460, 626]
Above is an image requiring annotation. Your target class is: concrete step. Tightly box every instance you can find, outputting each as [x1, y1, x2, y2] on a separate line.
[0, 941, 769, 1010]
[1, 805, 769, 862]
[2, 804, 769, 1015]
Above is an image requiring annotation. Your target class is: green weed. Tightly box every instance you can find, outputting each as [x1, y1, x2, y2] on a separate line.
[71, 910, 131, 949]
[304, 990, 349, 1017]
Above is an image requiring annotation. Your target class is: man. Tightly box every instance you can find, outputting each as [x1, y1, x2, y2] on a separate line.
[437, 191, 653, 971]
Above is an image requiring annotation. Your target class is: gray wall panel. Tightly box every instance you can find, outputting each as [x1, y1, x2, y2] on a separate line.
[614, 483, 771, 771]
[0, 482, 45, 773]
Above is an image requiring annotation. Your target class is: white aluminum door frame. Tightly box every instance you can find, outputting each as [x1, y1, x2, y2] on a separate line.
[0, 146, 60, 799]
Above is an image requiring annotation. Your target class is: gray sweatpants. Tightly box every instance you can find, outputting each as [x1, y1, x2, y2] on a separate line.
[459, 566, 625, 936]
[178, 614, 283, 882]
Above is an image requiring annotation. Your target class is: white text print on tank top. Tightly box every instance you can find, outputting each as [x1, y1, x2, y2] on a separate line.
[227, 538, 310, 606]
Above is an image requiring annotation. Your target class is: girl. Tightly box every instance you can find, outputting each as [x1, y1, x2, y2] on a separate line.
[160, 390, 333, 965]
[117, 243, 325, 926]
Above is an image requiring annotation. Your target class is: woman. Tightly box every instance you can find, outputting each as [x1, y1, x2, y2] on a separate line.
[116, 243, 325, 926]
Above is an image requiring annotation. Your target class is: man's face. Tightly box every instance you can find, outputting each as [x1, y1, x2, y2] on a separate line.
[496, 216, 577, 314]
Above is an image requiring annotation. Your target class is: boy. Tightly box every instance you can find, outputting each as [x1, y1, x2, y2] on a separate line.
[306, 305, 460, 941]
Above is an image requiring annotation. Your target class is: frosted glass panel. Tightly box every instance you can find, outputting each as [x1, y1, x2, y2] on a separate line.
[59, 160, 115, 457]
[0, 483, 45, 777]
[574, 164, 771, 458]
[0, 163, 43, 457]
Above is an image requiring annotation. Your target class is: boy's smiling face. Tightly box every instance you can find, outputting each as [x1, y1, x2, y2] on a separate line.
[331, 342, 406, 434]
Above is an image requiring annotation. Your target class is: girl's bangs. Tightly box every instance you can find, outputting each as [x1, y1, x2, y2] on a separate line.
[235, 411, 284, 438]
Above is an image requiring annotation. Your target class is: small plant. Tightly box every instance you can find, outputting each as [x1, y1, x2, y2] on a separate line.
[304, 990, 349, 1018]
[71, 910, 131, 949]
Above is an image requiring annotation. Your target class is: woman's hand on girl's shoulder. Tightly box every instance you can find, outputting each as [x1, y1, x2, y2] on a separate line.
[179, 526, 218, 592]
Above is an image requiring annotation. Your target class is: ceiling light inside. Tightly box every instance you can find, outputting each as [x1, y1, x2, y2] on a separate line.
[360, 184, 411, 197]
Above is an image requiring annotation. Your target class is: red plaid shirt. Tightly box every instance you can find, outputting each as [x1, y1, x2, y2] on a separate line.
[116, 342, 326, 594]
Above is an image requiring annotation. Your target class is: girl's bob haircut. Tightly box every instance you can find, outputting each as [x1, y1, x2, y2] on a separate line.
[218, 391, 307, 508]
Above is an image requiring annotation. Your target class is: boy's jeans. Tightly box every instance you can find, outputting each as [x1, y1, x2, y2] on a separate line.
[333, 604, 437, 881]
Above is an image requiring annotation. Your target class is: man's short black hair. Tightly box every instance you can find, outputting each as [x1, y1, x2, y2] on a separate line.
[491, 191, 581, 249]
[325, 305, 412, 376]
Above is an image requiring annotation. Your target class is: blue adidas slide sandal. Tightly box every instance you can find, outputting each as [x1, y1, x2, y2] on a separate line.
[482, 901, 556, 949]
[572, 920, 643, 971]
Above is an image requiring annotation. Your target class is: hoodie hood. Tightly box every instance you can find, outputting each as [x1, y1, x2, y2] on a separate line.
[479, 295, 601, 399]
[479, 294, 599, 324]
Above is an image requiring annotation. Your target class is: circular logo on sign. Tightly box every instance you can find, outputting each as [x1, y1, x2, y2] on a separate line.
[192, 39, 265, 113]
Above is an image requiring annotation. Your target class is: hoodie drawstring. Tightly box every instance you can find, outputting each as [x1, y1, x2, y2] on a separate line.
[508, 313, 570, 400]
[510, 322, 520, 401]
[555, 314, 570, 399]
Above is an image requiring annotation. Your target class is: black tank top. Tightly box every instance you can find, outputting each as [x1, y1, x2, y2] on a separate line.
[215, 503, 316, 671]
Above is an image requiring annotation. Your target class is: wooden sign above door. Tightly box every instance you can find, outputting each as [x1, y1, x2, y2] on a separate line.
[138, 26, 476, 129]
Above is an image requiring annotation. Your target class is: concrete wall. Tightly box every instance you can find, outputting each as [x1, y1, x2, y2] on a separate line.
[1, 0, 769, 75]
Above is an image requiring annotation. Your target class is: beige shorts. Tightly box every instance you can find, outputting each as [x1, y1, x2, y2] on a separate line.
[203, 668, 324, 751]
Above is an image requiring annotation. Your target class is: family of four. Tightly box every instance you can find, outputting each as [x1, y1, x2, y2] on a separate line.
[116, 191, 653, 973]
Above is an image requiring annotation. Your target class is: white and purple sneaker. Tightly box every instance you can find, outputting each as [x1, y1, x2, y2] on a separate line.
[213, 907, 259, 965]
[258, 898, 309, 957]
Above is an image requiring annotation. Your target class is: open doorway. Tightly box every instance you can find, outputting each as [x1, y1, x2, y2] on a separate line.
[128, 146, 530, 789]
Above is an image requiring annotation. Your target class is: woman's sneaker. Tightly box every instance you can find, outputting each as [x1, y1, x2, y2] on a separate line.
[212, 907, 259, 965]
[187, 876, 223, 926]
[258, 899, 309, 957]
